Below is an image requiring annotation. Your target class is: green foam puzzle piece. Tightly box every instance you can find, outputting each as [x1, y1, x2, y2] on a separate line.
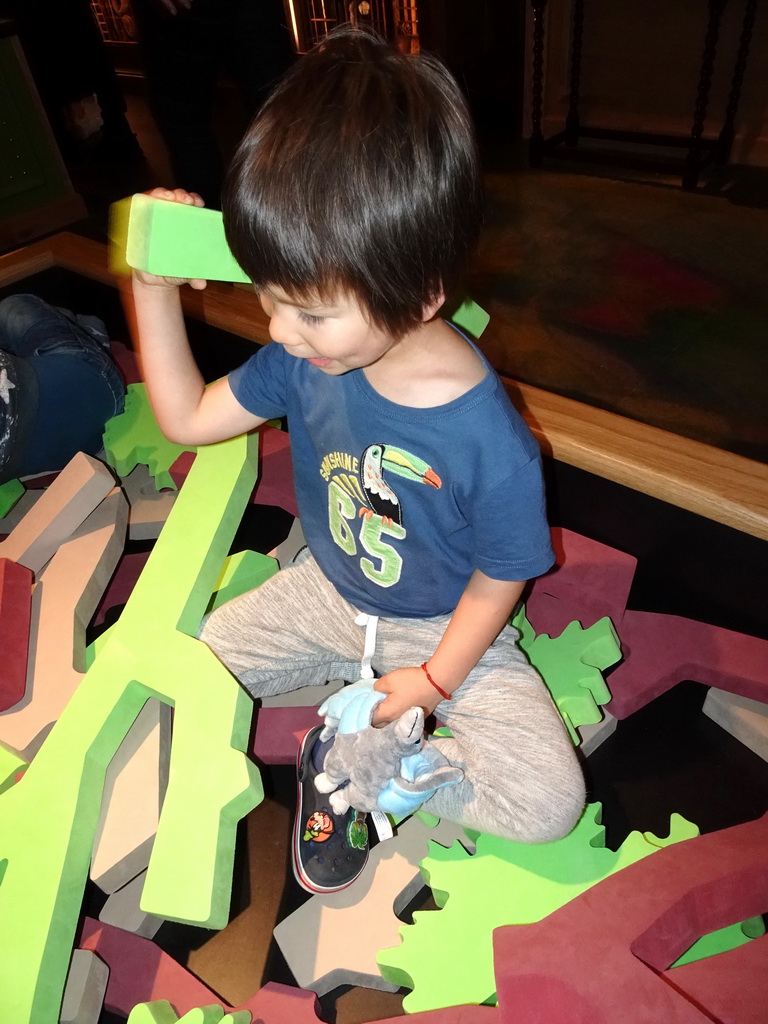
[0, 436, 263, 1023]
[103, 383, 193, 490]
[0, 742, 25, 793]
[207, 549, 279, 614]
[127, 1004, 251, 1024]
[443, 296, 490, 339]
[671, 914, 766, 968]
[515, 608, 621, 743]
[376, 804, 699, 1013]
[110, 193, 251, 283]
[86, 548, 279, 666]
[0, 478, 24, 519]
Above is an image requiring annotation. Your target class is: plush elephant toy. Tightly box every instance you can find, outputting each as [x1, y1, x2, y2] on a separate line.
[315, 684, 464, 815]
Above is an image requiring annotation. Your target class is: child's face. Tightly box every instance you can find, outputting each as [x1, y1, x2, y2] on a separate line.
[258, 285, 399, 375]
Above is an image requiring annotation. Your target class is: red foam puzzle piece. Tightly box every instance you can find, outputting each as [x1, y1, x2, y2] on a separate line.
[526, 528, 637, 637]
[493, 812, 768, 1024]
[605, 610, 768, 719]
[110, 340, 142, 386]
[370, 1009, 499, 1023]
[251, 705, 318, 765]
[171, 423, 297, 518]
[79, 918, 322, 1020]
[92, 550, 151, 627]
[0, 557, 33, 712]
[662, 930, 768, 1024]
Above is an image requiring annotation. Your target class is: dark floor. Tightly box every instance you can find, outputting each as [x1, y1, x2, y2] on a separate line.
[8, 75, 768, 1024]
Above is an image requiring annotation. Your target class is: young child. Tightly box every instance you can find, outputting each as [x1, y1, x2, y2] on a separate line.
[131, 25, 586, 893]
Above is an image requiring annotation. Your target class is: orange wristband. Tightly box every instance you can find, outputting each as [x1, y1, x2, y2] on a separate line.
[420, 662, 451, 701]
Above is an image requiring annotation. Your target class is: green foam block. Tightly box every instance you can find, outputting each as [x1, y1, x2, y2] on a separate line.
[110, 193, 251, 283]
[127, 1003, 251, 1024]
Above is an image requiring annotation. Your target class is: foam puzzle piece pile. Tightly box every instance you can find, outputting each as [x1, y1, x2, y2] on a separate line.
[525, 528, 768, 723]
[376, 804, 700, 1012]
[0, 437, 263, 1023]
[0, 265, 765, 1023]
[274, 812, 476, 995]
[493, 811, 768, 1023]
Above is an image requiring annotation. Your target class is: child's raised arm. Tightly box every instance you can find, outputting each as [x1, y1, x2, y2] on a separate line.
[128, 188, 266, 447]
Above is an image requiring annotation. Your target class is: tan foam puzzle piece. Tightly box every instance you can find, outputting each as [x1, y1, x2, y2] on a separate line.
[273, 814, 474, 994]
[60, 948, 110, 1024]
[120, 464, 178, 541]
[703, 687, 768, 762]
[0, 489, 127, 759]
[0, 452, 115, 574]
[91, 697, 172, 893]
[98, 870, 165, 939]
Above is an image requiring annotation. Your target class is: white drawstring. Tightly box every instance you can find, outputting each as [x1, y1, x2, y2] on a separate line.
[354, 612, 379, 679]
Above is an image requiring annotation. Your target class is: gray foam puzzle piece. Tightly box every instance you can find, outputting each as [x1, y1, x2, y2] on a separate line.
[0, 453, 115, 574]
[267, 516, 306, 569]
[703, 688, 768, 762]
[578, 710, 618, 757]
[60, 949, 109, 1024]
[98, 870, 165, 939]
[274, 815, 474, 995]
[259, 679, 344, 709]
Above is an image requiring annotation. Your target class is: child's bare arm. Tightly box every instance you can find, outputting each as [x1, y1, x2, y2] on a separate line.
[372, 571, 526, 724]
[129, 188, 267, 446]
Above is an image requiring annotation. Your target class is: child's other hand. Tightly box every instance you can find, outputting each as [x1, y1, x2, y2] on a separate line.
[132, 187, 208, 291]
[372, 667, 442, 726]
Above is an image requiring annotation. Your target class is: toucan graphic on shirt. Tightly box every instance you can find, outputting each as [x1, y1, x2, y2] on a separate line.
[321, 442, 443, 588]
[358, 443, 442, 527]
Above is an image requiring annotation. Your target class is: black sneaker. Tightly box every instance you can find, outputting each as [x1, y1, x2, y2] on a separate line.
[292, 724, 370, 894]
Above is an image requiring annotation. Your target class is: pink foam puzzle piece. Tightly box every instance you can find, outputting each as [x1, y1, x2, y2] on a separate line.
[0, 557, 33, 712]
[525, 528, 637, 638]
[606, 610, 768, 719]
[171, 423, 297, 518]
[79, 919, 322, 1021]
[251, 705, 319, 764]
[0, 452, 115, 574]
[493, 812, 768, 1024]
[661, 930, 768, 1024]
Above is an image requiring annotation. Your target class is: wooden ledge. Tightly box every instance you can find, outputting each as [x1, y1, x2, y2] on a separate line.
[2, 231, 766, 541]
[509, 380, 768, 540]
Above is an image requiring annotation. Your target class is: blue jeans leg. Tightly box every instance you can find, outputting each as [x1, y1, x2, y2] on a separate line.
[0, 294, 125, 478]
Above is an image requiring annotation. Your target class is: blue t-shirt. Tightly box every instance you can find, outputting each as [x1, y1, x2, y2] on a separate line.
[229, 329, 554, 617]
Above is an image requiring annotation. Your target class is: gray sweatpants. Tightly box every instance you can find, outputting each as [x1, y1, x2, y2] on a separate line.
[200, 551, 586, 842]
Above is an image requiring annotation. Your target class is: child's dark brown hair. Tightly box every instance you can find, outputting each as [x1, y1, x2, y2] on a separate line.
[223, 25, 482, 337]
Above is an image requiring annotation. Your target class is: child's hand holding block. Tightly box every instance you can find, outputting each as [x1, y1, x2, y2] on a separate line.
[109, 193, 251, 284]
